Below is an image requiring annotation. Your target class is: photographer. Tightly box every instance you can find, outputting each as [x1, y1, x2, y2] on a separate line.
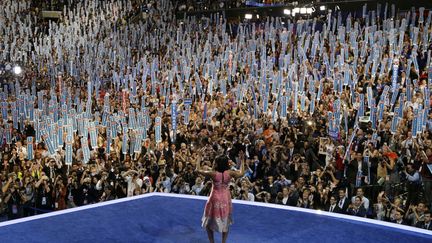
[52, 175, 67, 210]
[34, 173, 53, 214]
[95, 171, 110, 192]
[3, 176, 25, 220]
[22, 176, 35, 217]
[375, 191, 392, 221]
[100, 185, 116, 202]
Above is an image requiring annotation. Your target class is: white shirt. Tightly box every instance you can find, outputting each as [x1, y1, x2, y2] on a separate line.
[247, 192, 255, 202]
[126, 176, 143, 197]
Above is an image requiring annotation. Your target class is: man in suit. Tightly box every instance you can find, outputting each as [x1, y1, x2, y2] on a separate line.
[346, 152, 369, 188]
[351, 187, 370, 211]
[416, 211, 432, 230]
[391, 209, 409, 225]
[347, 196, 367, 217]
[286, 141, 297, 163]
[279, 186, 298, 207]
[337, 189, 350, 214]
[326, 195, 342, 213]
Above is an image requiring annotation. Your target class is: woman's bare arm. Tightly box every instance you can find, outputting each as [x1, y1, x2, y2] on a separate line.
[195, 149, 215, 177]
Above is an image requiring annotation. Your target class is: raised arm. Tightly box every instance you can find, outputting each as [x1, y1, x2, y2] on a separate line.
[195, 149, 215, 177]
[229, 152, 245, 179]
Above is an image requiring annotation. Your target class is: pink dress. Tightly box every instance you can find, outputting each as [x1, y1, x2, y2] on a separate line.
[202, 171, 233, 232]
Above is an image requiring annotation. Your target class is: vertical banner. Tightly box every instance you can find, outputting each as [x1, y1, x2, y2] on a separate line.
[263, 95, 269, 113]
[12, 102, 18, 129]
[378, 102, 385, 122]
[5, 123, 11, 144]
[183, 98, 192, 125]
[1, 101, 7, 120]
[281, 96, 287, 118]
[171, 101, 177, 142]
[81, 137, 90, 163]
[367, 86, 373, 108]
[35, 121, 41, 143]
[392, 62, 399, 92]
[89, 122, 97, 149]
[300, 94, 306, 112]
[41, 129, 56, 155]
[203, 102, 208, 124]
[134, 129, 142, 153]
[293, 82, 298, 113]
[359, 94, 365, 117]
[155, 116, 162, 144]
[27, 137, 34, 160]
[58, 119, 63, 149]
[65, 135, 73, 165]
[106, 128, 111, 154]
[344, 108, 349, 134]
[122, 89, 127, 114]
[371, 103, 377, 130]
[412, 109, 418, 138]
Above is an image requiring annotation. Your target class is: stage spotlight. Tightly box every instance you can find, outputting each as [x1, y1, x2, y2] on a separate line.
[256, 14, 260, 19]
[306, 8, 313, 14]
[13, 66, 22, 75]
[245, 14, 253, 19]
[300, 8, 307, 14]
[283, 9, 291, 15]
[320, 6, 326, 11]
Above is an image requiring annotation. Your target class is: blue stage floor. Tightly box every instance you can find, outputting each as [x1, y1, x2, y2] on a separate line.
[0, 193, 431, 243]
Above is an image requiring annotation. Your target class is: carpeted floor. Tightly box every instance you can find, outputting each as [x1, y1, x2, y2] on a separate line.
[0, 194, 430, 243]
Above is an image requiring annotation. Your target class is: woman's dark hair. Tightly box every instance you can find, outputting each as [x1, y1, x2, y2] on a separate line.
[214, 155, 230, 173]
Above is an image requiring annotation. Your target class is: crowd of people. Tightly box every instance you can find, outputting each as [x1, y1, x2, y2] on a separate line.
[0, 0, 431, 231]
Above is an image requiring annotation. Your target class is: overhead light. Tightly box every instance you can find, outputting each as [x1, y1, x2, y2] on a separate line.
[13, 66, 22, 75]
[256, 14, 260, 19]
[283, 9, 291, 15]
[306, 8, 313, 14]
[293, 8, 300, 14]
[320, 6, 326, 11]
[245, 14, 253, 19]
[300, 8, 307, 14]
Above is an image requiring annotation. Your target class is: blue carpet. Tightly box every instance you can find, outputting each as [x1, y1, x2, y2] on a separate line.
[0, 195, 431, 243]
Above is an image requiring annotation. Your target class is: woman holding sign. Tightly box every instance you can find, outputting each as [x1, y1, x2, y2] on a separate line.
[196, 150, 245, 243]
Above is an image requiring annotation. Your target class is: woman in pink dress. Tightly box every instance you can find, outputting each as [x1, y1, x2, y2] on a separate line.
[196, 152, 245, 243]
